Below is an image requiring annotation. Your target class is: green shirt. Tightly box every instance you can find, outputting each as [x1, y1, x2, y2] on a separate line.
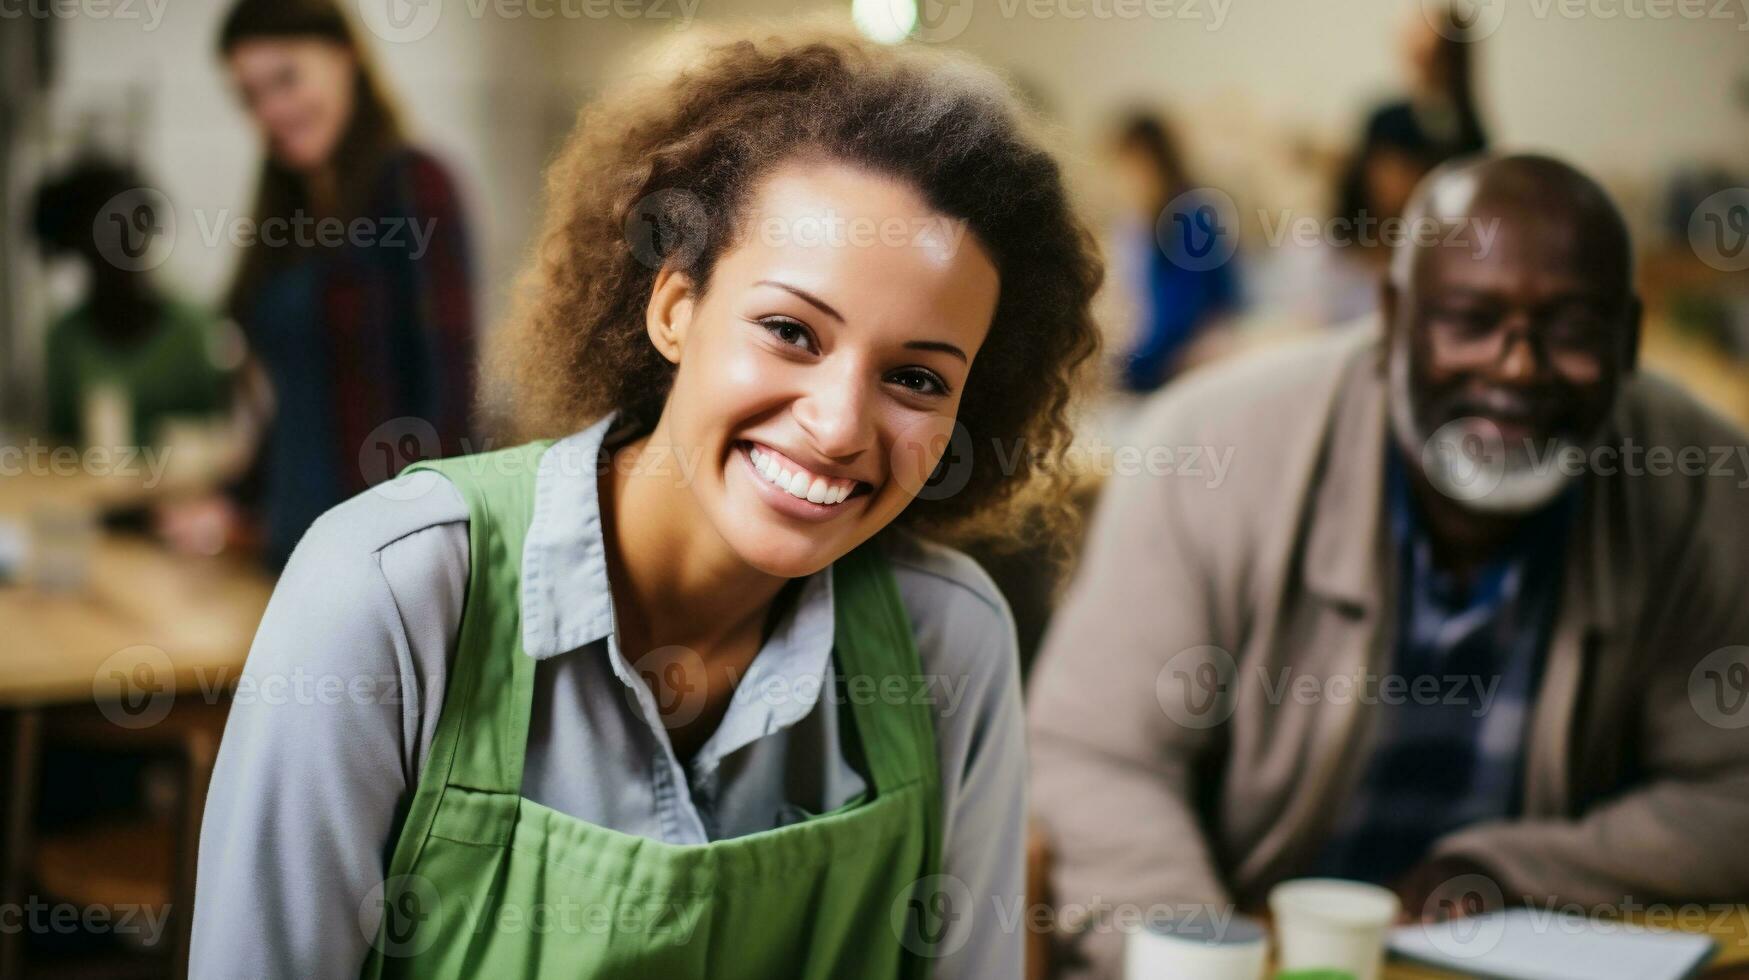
[44, 297, 232, 446]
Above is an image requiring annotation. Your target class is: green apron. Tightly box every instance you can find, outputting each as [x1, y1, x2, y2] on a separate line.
[360, 441, 944, 979]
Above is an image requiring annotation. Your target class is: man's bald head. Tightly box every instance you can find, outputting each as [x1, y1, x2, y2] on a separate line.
[1389, 154, 1634, 294]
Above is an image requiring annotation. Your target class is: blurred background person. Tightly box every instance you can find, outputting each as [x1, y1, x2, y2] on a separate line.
[1326, 5, 1491, 323]
[1352, 7, 1489, 178]
[1107, 112, 1240, 393]
[163, 0, 478, 568]
[31, 157, 234, 450]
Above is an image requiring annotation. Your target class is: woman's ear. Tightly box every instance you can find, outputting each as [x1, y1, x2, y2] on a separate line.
[644, 266, 696, 365]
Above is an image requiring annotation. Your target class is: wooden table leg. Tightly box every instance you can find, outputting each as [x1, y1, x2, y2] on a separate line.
[2, 707, 42, 979]
[1027, 819, 1052, 980]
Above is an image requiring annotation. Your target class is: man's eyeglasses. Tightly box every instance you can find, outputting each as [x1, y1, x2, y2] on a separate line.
[1425, 305, 1622, 382]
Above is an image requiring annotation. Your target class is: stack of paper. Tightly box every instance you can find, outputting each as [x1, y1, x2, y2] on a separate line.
[1388, 908, 1716, 980]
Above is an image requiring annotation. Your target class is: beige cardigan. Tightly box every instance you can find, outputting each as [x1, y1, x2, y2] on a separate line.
[1028, 323, 1749, 979]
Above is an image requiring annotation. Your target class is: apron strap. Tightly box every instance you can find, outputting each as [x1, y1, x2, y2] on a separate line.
[399, 441, 551, 812]
[830, 537, 942, 862]
[366, 441, 549, 980]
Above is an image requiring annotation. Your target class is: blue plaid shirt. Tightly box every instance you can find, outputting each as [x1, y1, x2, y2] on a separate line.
[1312, 446, 1575, 885]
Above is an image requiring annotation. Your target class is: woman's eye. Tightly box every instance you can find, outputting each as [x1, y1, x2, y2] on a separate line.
[889, 368, 949, 397]
[760, 317, 816, 353]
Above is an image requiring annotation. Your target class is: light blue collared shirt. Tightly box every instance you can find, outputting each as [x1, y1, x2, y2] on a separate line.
[191, 413, 1027, 978]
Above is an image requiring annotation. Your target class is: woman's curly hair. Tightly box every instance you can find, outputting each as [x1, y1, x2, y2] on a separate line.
[483, 25, 1103, 551]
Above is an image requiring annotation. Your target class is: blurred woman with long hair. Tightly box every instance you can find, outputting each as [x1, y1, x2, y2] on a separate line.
[203, 0, 476, 567]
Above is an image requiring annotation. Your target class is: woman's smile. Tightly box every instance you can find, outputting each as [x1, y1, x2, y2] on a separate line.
[736, 440, 873, 523]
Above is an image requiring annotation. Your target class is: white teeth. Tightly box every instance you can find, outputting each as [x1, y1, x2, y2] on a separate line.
[745, 443, 857, 506]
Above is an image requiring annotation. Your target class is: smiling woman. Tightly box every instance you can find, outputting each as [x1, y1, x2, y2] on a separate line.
[191, 25, 1102, 980]
[483, 31, 1101, 553]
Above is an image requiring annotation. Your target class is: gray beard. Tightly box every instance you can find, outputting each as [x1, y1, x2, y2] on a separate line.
[1386, 339, 1581, 515]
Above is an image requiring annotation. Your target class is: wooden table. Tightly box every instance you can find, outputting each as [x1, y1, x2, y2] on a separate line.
[0, 468, 272, 707]
[0, 467, 273, 978]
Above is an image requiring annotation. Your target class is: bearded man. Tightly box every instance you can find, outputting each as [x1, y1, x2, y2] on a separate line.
[1028, 154, 1749, 979]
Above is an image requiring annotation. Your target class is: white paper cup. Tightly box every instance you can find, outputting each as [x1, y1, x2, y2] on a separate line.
[1125, 913, 1268, 980]
[1268, 878, 1400, 980]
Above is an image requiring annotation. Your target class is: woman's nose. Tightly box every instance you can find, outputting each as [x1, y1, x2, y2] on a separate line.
[792, 368, 876, 462]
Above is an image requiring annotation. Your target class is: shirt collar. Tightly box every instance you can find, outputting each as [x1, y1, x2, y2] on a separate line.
[520, 413, 621, 659]
[518, 414, 840, 743]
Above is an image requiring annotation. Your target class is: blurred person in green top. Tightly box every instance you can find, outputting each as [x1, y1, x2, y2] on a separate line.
[31, 157, 235, 448]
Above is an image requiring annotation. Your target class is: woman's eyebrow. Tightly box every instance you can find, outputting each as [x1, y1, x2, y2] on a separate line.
[755, 279, 843, 323]
[754, 279, 967, 362]
[905, 340, 967, 363]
